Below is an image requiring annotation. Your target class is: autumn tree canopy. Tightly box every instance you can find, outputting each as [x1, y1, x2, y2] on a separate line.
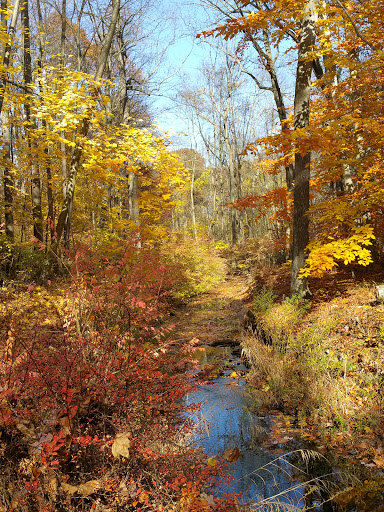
[0, 0, 188, 278]
[197, 0, 384, 293]
[1, 0, 384, 290]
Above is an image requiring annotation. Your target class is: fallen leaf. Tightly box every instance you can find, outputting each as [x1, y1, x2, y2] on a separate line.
[62, 480, 101, 497]
[58, 415, 71, 435]
[373, 455, 384, 468]
[78, 480, 101, 497]
[112, 432, 131, 459]
[62, 483, 78, 495]
[223, 447, 241, 462]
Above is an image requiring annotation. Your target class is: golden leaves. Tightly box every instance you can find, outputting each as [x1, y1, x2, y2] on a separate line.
[301, 225, 375, 277]
[62, 480, 101, 497]
[3, 57, 187, 246]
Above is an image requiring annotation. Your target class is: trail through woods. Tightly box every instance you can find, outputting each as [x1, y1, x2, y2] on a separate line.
[169, 272, 249, 347]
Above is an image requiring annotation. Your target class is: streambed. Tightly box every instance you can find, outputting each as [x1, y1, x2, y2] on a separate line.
[186, 344, 384, 511]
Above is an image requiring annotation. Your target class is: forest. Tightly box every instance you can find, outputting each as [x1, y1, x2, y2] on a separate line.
[1, 0, 384, 510]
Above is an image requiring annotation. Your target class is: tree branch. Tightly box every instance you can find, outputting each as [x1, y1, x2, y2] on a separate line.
[333, 0, 378, 51]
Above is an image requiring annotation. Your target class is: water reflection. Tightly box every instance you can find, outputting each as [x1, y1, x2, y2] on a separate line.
[186, 345, 308, 509]
[184, 346, 384, 512]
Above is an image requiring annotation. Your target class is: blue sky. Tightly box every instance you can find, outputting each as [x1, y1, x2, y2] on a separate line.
[146, 0, 297, 153]
[149, 0, 214, 141]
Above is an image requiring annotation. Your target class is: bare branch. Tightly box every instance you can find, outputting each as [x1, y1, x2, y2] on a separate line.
[332, 0, 378, 52]
[203, 38, 273, 91]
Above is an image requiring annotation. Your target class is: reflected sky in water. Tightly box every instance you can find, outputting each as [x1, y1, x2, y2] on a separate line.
[185, 346, 308, 510]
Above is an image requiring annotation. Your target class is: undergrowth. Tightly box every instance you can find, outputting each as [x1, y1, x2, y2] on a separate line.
[164, 235, 227, 301]
[0, 238, 234, 512]
[220, 237, 279, 275]
[243, 281, 384, 446]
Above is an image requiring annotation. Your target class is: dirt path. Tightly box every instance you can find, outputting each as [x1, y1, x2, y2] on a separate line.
[170, 274, 249, 346]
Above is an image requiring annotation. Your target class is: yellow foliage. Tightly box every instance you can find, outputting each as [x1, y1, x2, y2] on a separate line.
[164, 236, 227, 300]
[2, 63, 187, 247]
[301, 225, 375, 277]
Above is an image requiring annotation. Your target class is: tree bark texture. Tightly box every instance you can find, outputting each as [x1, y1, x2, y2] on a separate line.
[290, 0, 317, 297]
[36, 0, 55, 244]
[190, 160, 197, 239]
[116, 12, 140, 227]
[22, 0, 44, 242]
[0, 0, 20, 115]
[260, 28, 294, 190]
[1, 0, 14, 249]
[2, 109, 13, 242]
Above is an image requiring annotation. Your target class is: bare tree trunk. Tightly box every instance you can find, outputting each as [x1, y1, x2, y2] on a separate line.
[210, 163, 217, 236]
[75, 0, 86, 71]
[0, 0, 20, 115]
[210, 0, 294, 190]
[1, 0, 14, 276]
[290, 0, 317, 297]
[2, 110, 13, 242]
[36, 0, 55, 244]
[127, 171, 140, 225]
[260, 28, 294, 190]
[116, 12, 140, 228]
[223, 115, 238, 243]
[220, 72, 241, 244]
[22, 0, 44, 243]
[234, 153, 243, 241]
[58, 0, 72, 249]
[190, 159, 197, 239]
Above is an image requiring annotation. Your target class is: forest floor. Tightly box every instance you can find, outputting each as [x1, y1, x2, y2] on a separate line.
[169, 274, 249, 347]
[3, 249, 384, 510]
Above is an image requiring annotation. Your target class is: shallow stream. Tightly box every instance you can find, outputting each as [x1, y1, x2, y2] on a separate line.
[186, 345, 384, 511]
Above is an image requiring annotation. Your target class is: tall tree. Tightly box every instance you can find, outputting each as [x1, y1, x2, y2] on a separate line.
[22, 0, 44, 243]
[1, 0, 22, 252]
[0, 0, 21, 114]
[199, 0, 297, 190]
[200, 0, 321, 292]
[54, 0, 121, 249]
[290, 0, 318, 296]
[179, 46, 260, 243]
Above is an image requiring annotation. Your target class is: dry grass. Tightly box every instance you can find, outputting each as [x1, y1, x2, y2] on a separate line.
[242, 267, 384, 461]
[241, 334, 331, 412]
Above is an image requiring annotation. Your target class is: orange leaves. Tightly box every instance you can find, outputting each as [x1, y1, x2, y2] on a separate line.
[197, 0, 308, 47]
[197, 9, 270, 41]
[231, 187, 292, 223]
[219, 0, 384, 278]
